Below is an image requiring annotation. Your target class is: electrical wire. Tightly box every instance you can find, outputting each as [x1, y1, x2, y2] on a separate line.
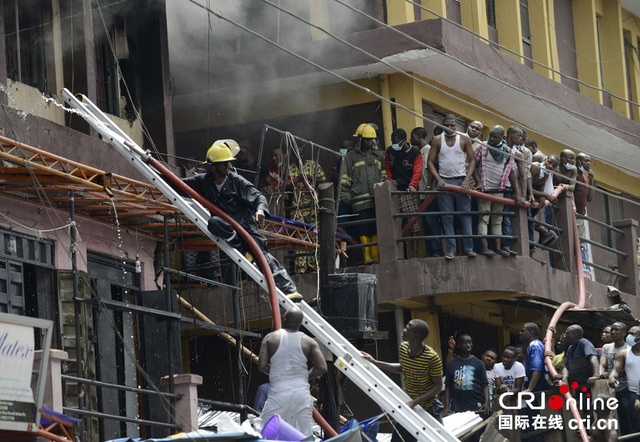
[406, 0, 640, 108]
[184, 0, 640, 210]
[94, 0, 166, 166]
[256, 0, 640, 184]
[328, 0, 640, 146]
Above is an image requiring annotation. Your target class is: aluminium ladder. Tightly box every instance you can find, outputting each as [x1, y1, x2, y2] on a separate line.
[60, 88, 459, 442]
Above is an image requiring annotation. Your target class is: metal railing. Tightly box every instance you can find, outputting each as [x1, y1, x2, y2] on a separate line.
[61, 374, 182, 432]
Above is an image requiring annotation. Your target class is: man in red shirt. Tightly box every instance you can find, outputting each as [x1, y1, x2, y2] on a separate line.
[385, 128, 424, 258]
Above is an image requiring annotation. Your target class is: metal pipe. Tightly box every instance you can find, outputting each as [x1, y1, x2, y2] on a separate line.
[163, 215, 175, 425]
[397, 235, 515, 242]
[527, 216, 564, 234]
[163, 267, 239, 289]
[61, 374, 182, 399]
[578, 237, 628, 257]
[580, 261, 628, 279]
[63, 407, 181, 430]
[232, 264, 247, 421]
[576, 213, 625, 235]
[69, 190, 84, 438]
[396, 211, 513, 218]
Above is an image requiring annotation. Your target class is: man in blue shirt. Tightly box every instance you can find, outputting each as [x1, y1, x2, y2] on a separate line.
[518, 323, 548, 442]
[519, 322, 548, 393]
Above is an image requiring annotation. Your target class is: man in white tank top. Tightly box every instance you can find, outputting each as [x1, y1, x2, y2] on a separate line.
[426, 114, 477, 259]
[608, 325, 640, 435]
[255, 307, 327, 437]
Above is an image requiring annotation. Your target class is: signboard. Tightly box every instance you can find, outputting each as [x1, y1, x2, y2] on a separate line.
[0, 321, 35, 431]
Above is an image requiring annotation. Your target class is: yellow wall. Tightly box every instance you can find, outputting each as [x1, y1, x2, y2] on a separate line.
[622, 9, 640, 122]
[461, 0, 489, 40]
[495, 0, 524, 62]
[529, 0, 561, 81]
[600, 0, 630, 117]
[420, 0, 447, 21]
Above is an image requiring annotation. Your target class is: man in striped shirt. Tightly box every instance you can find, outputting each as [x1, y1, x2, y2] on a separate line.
[362, 319, 443, 442]
[473, 125, 518, 256]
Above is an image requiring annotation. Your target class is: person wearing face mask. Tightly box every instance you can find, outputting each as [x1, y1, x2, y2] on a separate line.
[413, 126, 444, 257]
[575, 152, 596, 239]
[472, 125, 518, 256]
[609, 326, 640, 434]
[385, 128, 425, 258]
[553, 149, 578, 194]
[529, 156, 562, 248]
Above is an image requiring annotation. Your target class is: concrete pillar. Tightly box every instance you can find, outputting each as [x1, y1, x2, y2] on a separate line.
[374, 181, 404, 263]
[552, 194, 576, 273]
[420, 0, 447, 21]
[162, 373, 203, 433]
[529, 0, 561, 81]
[32, 349, 69, 413]
[612, 219, 638, 296]
[388, 74, 423, 135]
[600, 0, 630, 117]
[461, 0, 489, 41]
[512, 204, 530, 256]
[386, 0, 415, 25]
[572, 0, 603, 104]
[495, 0, 524, 62]
[380, 74, 393, 149]
[413, 309, 442, 358]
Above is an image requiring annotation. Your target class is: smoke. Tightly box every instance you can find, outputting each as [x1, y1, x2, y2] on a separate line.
[167, 0, 374, 105]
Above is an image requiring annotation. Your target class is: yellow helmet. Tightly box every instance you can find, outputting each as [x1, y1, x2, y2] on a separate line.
[205, 140, 237, 163]
[353, 123, 367, 137]
[360, 124, 377, 139]
[217, 139, 240, 157]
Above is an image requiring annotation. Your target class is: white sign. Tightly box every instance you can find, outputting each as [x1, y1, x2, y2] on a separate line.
[0, 322, 35, 429]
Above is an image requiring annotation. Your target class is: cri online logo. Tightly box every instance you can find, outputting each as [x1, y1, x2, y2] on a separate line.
[498, 383, 619, 411]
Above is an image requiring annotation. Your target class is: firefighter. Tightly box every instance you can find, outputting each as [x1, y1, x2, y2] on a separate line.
[340, 124, 386, 264]
[181, 140, 301, 300]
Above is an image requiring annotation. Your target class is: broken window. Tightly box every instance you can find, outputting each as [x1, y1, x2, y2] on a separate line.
[4, 0, 51, 92]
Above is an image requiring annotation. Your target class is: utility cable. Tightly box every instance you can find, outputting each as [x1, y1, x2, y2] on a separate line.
[406, 0, 640, 109]
[185, 0, 640, 209]
[328, 0, 640, 144]
[256, 0, 640, 180]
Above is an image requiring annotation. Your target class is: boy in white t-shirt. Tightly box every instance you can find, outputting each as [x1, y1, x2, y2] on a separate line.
[494, 346, 526, 394]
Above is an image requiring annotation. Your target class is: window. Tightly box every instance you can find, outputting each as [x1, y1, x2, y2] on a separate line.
[520, 0, 531, 41]
[486, 0, 496, 29]
[623, 35, 635, 119]
[595, 189, 622, 249]
[4, 0, 51, 92]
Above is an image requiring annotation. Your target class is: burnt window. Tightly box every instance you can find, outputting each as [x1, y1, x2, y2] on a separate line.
[95, 14, 136, 119]
[4, 0, 51, 92]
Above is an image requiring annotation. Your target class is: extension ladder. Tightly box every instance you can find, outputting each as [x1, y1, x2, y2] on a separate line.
[60, 88, 459, 442]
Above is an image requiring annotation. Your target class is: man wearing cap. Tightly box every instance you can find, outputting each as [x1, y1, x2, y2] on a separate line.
[179, 140, 301, 299]
[340, 123, 387, 264]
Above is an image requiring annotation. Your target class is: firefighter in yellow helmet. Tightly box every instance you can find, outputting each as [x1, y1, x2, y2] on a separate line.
[180, 140, 301, 300]
[340, 124, 386, 264]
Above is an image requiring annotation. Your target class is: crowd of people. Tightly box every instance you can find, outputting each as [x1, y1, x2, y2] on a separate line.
[335, 115, 596, 262]
[364, 320, 640, 441]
